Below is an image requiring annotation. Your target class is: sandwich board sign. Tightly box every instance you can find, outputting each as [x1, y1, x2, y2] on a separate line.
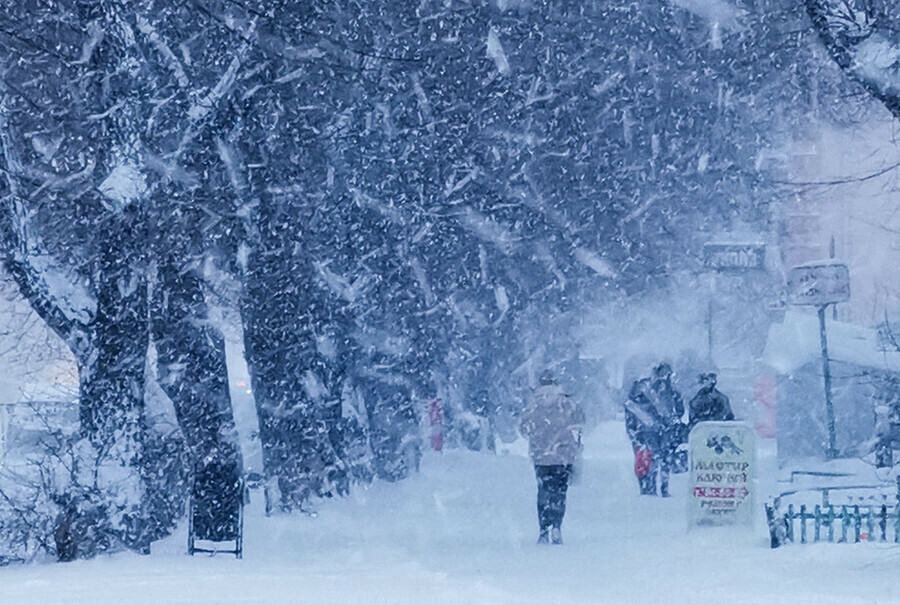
[689, 422, 756, 528]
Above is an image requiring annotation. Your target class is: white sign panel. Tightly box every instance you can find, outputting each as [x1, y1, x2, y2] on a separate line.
[787, 262, 850, 306]
[689, 422, 756, 528]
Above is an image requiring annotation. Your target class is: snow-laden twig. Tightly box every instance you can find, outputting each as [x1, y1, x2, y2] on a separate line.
[165, 17, 257, 162]
[486, 28, 510, 76]
[457, 207, 517, 255]
[134, 15, 190, 88]
[444, 167, 479, 199]
[313, 260, 372, 304]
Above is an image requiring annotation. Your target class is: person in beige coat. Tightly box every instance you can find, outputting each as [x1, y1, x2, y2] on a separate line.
[520, 370, 585, 545]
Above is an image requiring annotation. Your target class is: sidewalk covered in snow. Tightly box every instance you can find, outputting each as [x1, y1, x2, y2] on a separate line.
[2, 422, 898, 605]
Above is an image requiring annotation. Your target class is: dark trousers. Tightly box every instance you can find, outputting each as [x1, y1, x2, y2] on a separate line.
[635, 430, 675, 496]
[535, 464, 572, 530]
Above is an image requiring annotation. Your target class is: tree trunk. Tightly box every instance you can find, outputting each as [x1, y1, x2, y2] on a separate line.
[151, 254, 243, 535]
[151, 255, 240, 463]
[240, 192, 342, 508]
[77, 208, 151, 552]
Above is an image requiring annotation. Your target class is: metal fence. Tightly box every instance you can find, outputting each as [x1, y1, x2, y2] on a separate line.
[766, 480, 900, 548]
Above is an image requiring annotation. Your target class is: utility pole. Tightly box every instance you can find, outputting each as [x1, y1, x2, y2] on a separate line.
[817, 304, 837, 459]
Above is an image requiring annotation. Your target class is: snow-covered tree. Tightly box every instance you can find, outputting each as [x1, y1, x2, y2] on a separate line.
[804, 0, 900, 119]
[0, 0, 242, 553]
[0, 0, 866, 547]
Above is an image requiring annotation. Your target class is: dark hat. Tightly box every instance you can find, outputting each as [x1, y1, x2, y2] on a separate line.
[653, 363, 673, 379]
[699, 372, 717, 385]
[629, 378, 649, 401]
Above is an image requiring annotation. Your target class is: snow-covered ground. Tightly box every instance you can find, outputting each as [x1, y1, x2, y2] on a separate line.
[3, 421, 900, 605]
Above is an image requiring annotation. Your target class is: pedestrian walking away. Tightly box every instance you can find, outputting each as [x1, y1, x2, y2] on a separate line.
[520, 369, 585, 545]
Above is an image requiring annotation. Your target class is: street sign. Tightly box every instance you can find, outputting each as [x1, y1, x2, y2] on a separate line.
[703, 243, 766, 271]
[689, 422, 756, 528]
[787, 262, 850, 306]
[785, 262, 850, 459]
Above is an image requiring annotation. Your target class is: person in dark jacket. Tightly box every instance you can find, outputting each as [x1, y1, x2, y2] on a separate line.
[650, 363, 688, 477]
[688, 372, 734, 429]
[625, 377, 664, 495]
[625, 363, 685, 497]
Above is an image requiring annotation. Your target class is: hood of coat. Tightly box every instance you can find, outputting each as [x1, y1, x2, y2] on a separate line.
[522, 385, 584, 466]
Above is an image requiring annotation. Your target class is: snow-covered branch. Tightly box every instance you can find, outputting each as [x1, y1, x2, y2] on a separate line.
[457, 208, 517, 255]
[0, 97, 95, 359]
[174, 25, 255, 160]
[804, 0, 900, 118]
[313, 260, 373, 304]
[0, 196, 95, 361]
[134, 15, 190, 89]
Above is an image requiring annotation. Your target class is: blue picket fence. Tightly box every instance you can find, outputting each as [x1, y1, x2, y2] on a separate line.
[766, 481, 900, 548]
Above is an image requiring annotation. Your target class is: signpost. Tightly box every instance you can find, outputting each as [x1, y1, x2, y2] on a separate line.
[188, 458, 244, 558]
[429, 398, 444, 452]
[689, 422, 756, 528]
[787, 262, 850, 459]
[702, 242, 766, 364]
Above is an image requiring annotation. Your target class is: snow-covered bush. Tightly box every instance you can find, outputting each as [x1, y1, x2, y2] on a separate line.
[0, 409, 190, 562]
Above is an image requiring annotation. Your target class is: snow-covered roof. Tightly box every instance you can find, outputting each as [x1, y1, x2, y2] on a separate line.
[762, 310, 900, 374]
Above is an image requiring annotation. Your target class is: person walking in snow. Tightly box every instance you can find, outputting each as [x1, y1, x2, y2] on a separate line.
[688, 372, 734, 430]
[650, 363, 688, 479]
[625, 377, 664, 496]
[649, 363, 686, 494]
[625, 363, 685, 497]
[520, 370, 585, 545]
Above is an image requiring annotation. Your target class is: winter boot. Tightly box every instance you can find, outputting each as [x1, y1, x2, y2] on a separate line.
[550, 527, 563, 545]
[537, 528, 549, 544]
[639, 476, 656, 495]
